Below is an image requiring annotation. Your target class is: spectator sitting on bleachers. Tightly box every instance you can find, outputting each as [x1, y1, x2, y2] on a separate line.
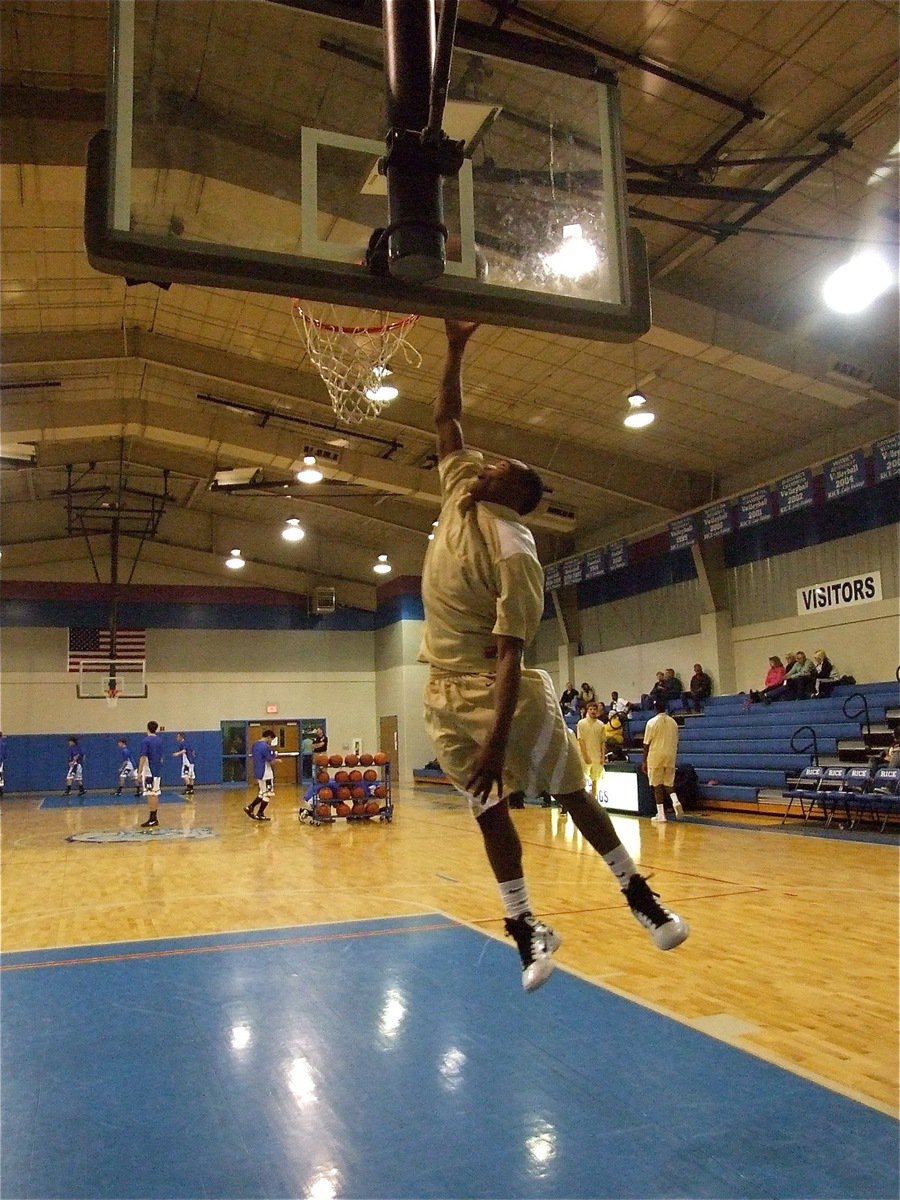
[579, 681, 597, 709]
[559, 682, 578, 714]
[609, 690, 632, 717]
[765, 650, 816, 703]
[642, 671, 666, 709]
[811, 649, 838, 698]
[869, 724, 900, 771]
[682, 663, 712, 713]
[748, 654, 787, 703]
[663, 668, 682, 707]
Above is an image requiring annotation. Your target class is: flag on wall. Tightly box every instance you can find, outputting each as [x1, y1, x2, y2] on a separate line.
[67, 628, 147, 672]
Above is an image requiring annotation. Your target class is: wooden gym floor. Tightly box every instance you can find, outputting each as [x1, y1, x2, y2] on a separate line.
[2, 782, 897, 1115]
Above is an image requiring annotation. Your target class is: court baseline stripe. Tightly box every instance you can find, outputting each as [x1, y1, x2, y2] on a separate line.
[0, 919, 459, 973]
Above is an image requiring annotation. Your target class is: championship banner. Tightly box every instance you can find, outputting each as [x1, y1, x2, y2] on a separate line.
[737, 487, 773, 529]
[777, 468, 814, 515]
[823, 450, 866, 501]
[873, 433, 900, 482]
[701, 501, 733, 540]
[668, 515, 698, 551]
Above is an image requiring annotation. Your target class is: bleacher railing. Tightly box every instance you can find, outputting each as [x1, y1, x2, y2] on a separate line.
[790, 725, 819, 766]
[842, 692, 871, 738]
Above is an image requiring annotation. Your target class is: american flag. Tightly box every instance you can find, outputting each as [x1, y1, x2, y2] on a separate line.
[67, 628, 147, 672]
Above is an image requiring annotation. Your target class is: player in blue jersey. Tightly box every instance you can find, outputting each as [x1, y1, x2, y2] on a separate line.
[115, 737, 141, 796]
[245, 729, 276, 821]
[64, 736, 85, 797]
[172, 732, 197, 797]
[138, 721, 165, 828]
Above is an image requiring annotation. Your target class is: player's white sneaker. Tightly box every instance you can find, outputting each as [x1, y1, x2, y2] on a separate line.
[623, 874, 689, 950]
[651, 813, 667, 823]
[504, 914, 561, 992]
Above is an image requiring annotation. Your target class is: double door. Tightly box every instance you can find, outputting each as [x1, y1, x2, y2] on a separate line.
[248, 721, 300, 787]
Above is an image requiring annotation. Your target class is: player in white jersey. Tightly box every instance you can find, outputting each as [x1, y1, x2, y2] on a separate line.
[420, 321, 688, 992]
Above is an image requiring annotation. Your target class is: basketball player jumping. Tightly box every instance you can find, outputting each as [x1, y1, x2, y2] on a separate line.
[420, 320, 689, 991]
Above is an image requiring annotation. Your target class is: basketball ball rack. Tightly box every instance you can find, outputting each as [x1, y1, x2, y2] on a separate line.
[299, 752, 393, 826]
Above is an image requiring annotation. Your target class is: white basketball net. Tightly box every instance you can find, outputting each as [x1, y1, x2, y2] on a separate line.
[292, 301, 421, 424]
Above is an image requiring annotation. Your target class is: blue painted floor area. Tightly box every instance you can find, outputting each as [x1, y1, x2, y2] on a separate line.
[2, 916, 897, 1200]
[40, 791, 185, 809]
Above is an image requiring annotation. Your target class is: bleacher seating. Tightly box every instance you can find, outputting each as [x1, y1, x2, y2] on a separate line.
[625, 680, 899, 826]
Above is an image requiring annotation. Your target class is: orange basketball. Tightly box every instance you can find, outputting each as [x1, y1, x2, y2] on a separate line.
[351, 802, 366, 816]
[363, 768, 377, 782]
[328, 754, 343, 767]
[373, 752, 388, 765]
[359, 753, 374, 766]
[318, 786, 333, 802]
[316, 770, 330, 784]
[348, 769, 363, 782]
[351, 785, 366, 799]
[336, 785, 351, 803]
[335, 802, 351, 817]
[315, 804, 332, 819]
[365, 800, 380, 815]
[344, 753, 359, 767]
[313, 753, 329, 767]
[373, 784, 387, 799]
[334, 769, 350, 784]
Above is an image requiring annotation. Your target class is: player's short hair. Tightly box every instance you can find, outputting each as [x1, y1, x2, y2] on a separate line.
[147, 720, 159, 733]
[262, 728, 276, 738]
[654, 698, 669, 713]
[516, 465, 544, 516]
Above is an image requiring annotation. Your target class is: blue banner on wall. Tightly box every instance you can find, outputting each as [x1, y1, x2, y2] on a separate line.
[823, 449, 866, 501]
[873, 432, 900, 482]
[583, 548, 606, 579]
[607, 540, 628, 571]
[737, 486, 773, 529]
[544, 562, 562, 592]
[668, 515, 698, 551]
[777, 468, 814, 515]
[702, 502, 733, 540]
[562, 556, 584, 586]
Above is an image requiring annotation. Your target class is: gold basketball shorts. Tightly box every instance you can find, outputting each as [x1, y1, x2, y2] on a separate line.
[423, 667, 586, 812]
[647, 761, 675, 788]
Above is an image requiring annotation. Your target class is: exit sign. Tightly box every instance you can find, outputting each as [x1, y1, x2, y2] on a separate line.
[265, 704, 278, 715]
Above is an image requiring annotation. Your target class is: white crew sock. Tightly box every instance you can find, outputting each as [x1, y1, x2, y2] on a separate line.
[655, 803, 667, 820]
[498, 877, 531, 920]
[602, 844, 637, 889]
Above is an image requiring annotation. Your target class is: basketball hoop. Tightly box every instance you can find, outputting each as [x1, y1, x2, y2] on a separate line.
[291, 301, 421, 424]
[106, 686, 119, 709]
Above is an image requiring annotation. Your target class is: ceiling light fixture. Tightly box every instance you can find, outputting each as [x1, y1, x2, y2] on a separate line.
[542, 223, 600, 280]
[281, 518, 305, 543]
[373, 553, 392, 575]
[225, 548, 245, 570]
[624, 345, 656, 429]
[296, 455, 323, 484]
[365, 382, 399, 403]
[822, 250, 894, 314]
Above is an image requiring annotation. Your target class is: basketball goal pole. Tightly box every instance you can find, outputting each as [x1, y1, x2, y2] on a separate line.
[378, 0, 464, 283]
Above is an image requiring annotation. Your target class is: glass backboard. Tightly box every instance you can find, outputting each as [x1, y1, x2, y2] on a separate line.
[85, 0, 650, 341]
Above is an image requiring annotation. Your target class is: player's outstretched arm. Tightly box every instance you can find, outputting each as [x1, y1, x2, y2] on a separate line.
[434, 320, 478, 460]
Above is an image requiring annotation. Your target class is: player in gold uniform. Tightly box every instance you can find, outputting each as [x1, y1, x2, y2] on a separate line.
[420, 321, 689, 991]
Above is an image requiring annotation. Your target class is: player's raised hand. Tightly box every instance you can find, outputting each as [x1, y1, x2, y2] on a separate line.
[444, 318, 479, 345]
